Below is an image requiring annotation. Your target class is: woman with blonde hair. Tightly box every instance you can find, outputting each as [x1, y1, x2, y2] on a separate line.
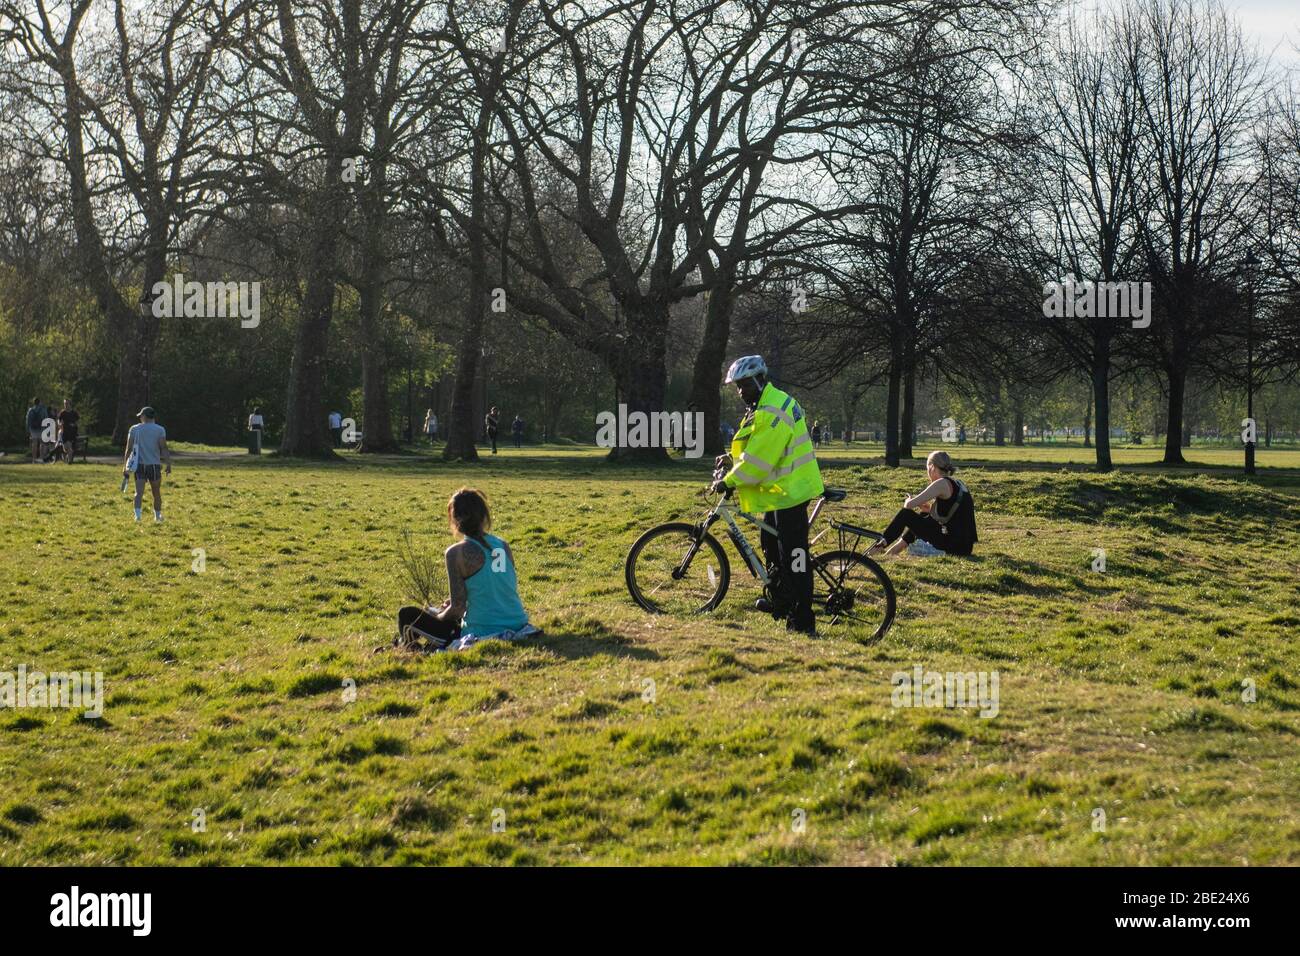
[871, 450, 978, 557]
[396, 487, 539, 651]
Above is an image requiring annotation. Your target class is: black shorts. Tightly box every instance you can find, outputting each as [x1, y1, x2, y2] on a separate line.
[134, 463, 163, 482]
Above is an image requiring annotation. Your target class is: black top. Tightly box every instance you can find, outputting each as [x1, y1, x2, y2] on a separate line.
[935, 477, 978, 553]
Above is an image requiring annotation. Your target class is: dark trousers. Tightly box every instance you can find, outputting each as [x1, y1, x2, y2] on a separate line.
[881, 508, 970, 555]
[761, 501, 814, 631]
[331, 427, 343, 448]
[488, 430, 498, 453]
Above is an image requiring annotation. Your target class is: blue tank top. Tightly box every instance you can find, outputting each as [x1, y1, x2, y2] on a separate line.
[461, 534, 529, 638]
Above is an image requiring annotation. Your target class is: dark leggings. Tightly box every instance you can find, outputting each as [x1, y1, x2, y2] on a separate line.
[397, 606, 460, 647]
[880, 508, 971, 555]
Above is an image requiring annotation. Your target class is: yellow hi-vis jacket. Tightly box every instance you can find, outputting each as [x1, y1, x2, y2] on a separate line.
[723, 381, 824, 513]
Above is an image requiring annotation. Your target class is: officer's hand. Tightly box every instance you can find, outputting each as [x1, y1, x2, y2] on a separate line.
[711, 479, 730, 496]
[714, 454, 731, 469]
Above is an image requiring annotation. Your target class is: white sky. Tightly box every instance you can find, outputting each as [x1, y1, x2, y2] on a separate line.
[1225, 0, 1299, 58]
[1090, 0, 1300, 62]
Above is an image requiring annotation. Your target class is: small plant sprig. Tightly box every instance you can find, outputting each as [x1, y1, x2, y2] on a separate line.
[395, 529, 446, 609]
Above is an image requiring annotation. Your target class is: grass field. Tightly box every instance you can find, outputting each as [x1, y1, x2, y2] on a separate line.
[1, 445, 1298, 865]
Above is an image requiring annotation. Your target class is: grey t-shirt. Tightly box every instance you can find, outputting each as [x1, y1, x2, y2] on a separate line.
[128, 422, 167, 465]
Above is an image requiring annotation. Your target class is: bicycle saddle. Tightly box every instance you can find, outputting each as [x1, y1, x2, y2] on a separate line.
[822, 487, 848, 502]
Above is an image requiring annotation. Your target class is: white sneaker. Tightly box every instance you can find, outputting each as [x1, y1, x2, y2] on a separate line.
[154, 514, 164, 523]
[134, 512, 141, 522]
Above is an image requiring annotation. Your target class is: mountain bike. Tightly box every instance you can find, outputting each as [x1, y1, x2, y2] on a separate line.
[624, 480, 896, 643]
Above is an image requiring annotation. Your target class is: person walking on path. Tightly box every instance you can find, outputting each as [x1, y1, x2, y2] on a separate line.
[25, 397, 46, 463]
[123, 406, 172, 523]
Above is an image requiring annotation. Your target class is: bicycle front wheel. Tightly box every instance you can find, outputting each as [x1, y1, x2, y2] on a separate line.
[626, 522, 731, 615]
[811, 550, 896, 643]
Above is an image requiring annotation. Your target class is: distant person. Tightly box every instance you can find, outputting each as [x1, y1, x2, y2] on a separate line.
[870, 450, 977, 557]
[511, 414, 524, 448]
[811, 420, 822, 447]
[395, 487, 539, 651]
[123, 406, 172, 523]
[25, 397, 45, 463]
[247, 407, 265, 454]
[57, 399, 79, 464]
[958, 424, 967, 445]
[328, 410, 343, 447]
[484, 406, 499, 454]
[842, 428, 850, 446]
[424, 409, 438, 443]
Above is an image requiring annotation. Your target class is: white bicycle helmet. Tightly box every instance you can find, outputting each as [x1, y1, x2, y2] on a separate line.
[724, 354, 767, 384]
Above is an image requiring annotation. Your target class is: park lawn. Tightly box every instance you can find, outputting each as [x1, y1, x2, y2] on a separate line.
[0, 448, 1298, 865]
[814, 440, 1300, 472]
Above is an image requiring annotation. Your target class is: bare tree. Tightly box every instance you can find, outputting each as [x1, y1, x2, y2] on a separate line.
[1124, 0, 1266, 463]
[1030, 4, 1145, 471]
[1, 0, 242, 441]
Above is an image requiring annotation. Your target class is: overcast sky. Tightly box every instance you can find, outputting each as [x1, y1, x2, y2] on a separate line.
[1227, 0, 1299, 57]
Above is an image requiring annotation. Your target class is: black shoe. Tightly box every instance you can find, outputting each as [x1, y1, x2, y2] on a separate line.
[786, 619, 817, 637]
[754, 597, 790, 619]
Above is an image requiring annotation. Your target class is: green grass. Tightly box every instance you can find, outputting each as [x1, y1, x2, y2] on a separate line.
[1, 446, 1298, 865]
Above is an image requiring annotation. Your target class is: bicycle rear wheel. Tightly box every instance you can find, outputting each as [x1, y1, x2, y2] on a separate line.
[626, 522, 730, 614]
[811, 550, 895, 643]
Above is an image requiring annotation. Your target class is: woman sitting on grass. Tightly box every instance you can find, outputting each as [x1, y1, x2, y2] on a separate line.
[870, 450, 978, 557]
[398, 487, 539, 651]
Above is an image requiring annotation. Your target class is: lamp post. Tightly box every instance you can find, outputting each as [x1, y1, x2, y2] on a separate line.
[481, 344, 490, 438]
[1244, 251, 1258, 476]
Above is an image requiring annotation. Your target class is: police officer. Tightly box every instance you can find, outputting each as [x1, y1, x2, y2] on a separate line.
[711, 355, 824, 635]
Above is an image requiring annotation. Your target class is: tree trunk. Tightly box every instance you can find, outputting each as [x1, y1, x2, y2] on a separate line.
[1083, 387, 1092, 449]
[444, 68, 498, 463]
[1162, 361, 1187, 464]
[899, 356, 916, 459]
[443, 304, 483, 462]
[1012, 403, 1024, 447]
[884, 350, 902, 467]
[841, 395, 859, 445]
[356, 167, 397, 453]
[280, 184, 345, 457]
[357, 284, 396, 452]
[686, 279, 735, 459]
[112, 254, 163, 442]
[608, 300, 669, 462]
[994, 421, 1005, 446]
[59, 63, 156, 445]
[1092, 352, 1113, 472]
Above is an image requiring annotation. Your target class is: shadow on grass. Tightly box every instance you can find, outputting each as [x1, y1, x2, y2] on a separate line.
[532, 620, 661, 663]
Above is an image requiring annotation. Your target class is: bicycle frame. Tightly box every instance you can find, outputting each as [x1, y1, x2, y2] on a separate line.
[691, 491, 887, 588]
[700, 498, 778, 584]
